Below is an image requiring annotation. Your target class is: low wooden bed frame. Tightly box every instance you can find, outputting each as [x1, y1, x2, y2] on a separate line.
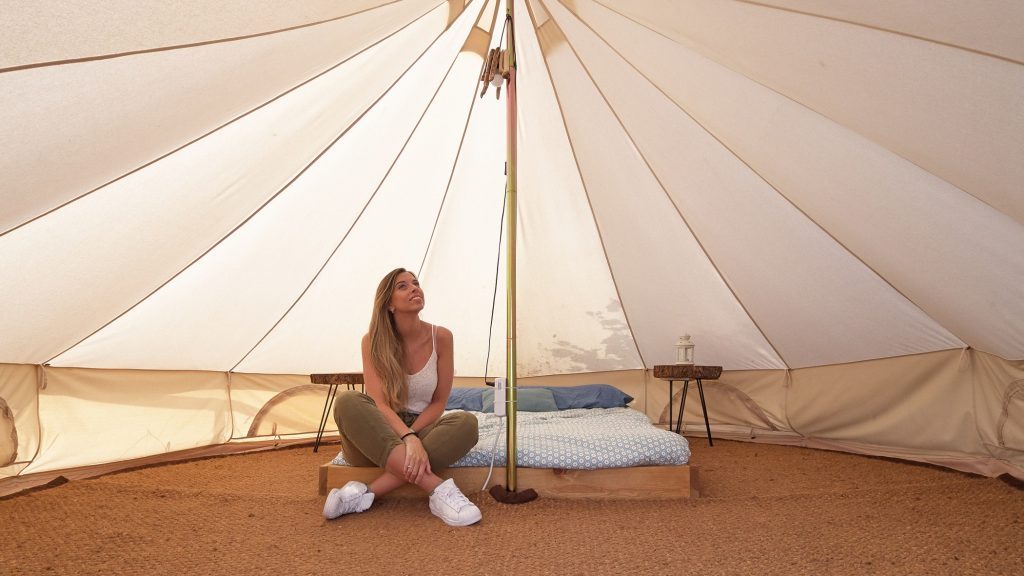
[313, 374, 697, 499]
[319, 463, 699, 499]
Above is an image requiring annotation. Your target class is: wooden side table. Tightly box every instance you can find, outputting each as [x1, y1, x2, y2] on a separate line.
[653, 365, 722, 446]
[309, 373, 364, 453]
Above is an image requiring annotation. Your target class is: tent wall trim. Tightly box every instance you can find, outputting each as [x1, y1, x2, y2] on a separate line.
[2, 348, 1021, 496]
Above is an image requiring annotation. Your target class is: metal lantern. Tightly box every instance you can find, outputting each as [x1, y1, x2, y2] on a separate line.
[675, 335, 694, 365]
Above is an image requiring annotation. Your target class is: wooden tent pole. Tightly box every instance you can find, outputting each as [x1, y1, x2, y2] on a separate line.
[504, 0, 519, 493]
[484, 1, 534, 504]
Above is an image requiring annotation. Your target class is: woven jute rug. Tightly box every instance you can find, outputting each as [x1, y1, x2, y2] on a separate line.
[2, 438, 1021, 575]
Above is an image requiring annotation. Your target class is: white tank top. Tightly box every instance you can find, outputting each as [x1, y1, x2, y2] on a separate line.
[405, 324, 438, 414]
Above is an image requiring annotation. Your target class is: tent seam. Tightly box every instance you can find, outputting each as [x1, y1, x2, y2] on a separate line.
[0, 0, 413, 74]
[589, 0, 1017, 226]
[782, 368, 802, 438]
[28, 365, 46, 468]
[564, 0, 973, 357]
[225, 371, 236, 442]
[42, 1, 466, 368]
[416, 0, 502, 276]
[543, 0, 790, 368]
[0, 0, 448, 239]
[523, 0, 647, 371]
[230, 0, 488, 373]
[732, 0, 1024, 66]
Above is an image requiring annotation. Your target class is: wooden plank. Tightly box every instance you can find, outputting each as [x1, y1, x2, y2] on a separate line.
[652, 365, 722, 380]
[319, 464, 699, 499]
[310, 373, 364, 386]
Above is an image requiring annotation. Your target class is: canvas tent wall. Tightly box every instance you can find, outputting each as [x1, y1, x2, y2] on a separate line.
[1, 0, 1023, 493]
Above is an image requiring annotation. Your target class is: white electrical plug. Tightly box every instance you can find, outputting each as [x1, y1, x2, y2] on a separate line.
[494, 377, 506, 416]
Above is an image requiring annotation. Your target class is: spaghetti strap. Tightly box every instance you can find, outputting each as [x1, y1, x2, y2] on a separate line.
[405, 323, 439, 413]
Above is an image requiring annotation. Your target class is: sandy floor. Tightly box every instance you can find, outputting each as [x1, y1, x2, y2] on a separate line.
[2, 438, 1021, 575]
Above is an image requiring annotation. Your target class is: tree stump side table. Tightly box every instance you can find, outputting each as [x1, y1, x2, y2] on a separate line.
[652, 365, 722, 446]
[309, 373, 364, 452]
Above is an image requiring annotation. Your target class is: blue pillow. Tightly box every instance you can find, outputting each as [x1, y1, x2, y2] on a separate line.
[481, 387, 558, 413]
[541, 384, 633, 410]
[445, 387, 484, 412]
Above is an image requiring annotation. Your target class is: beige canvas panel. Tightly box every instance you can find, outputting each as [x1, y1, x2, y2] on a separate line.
[542, 0, 962, 368]
[475, 0, 501, 31]
[749, 0, 1024, 62]
[21, 367, 232, 474]
[788, 350, 982, 455]
[0, 462, 29, 482]
[639, 352, 1023, 478]
[526, 2, 784, 371]
[0, 0, 445, 236]
[51, 14, 473, 372]
[567, 0, 1024, 360]
[229, 373, 317, 439]
[6, 8, 449, 367]
[417, 52, 513, 376]
[0, 0, 400, 69]
[2, 359, 1020, 488]
[240, 356, 1016, 480]
[511, 0, 646, 376]
[704, 369, 791, 433]
[479, 360, 1023, 481]
[236, 2, 490, 375]
[662, 355, 1022, 478]
[969, 351, 1024, 473]
[651, 369, 782, 432]
[1, 382, 19, 467]
[0, 364, 39, 478]
[597, 0, 1024, 225]
[659, 366, 794, 434]
[247, 390, 333, 438]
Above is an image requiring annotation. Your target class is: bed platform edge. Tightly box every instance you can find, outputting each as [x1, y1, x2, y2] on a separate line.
[319, 463, 699, 499]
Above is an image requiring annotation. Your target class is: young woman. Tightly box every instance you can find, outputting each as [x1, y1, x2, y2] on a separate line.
[322, 268, 481, 526]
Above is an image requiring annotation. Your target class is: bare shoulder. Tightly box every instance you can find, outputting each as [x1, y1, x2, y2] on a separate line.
[434, 325, 453, 346]
[361, 332, 370, 351]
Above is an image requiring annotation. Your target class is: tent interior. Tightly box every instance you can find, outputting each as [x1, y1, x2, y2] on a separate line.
[2, 0, 1023, 495]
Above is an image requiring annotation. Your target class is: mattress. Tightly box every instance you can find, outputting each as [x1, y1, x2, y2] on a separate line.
[331, 407, 690, 469]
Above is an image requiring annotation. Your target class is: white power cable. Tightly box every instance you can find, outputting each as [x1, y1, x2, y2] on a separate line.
[480, 414, 505, 491]
[481, 378, 508, 491]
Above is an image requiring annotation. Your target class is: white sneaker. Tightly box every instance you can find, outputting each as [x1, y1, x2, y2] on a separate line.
[323, 481, 374, 520]
[428, 478, 481, 527]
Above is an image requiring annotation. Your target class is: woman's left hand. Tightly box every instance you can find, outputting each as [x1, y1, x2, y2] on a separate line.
[403, 436, 431, 483]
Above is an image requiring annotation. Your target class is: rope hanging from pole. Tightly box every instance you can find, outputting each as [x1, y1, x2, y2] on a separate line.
[479, 11, 509, 99]
[479, 47, 508, 99]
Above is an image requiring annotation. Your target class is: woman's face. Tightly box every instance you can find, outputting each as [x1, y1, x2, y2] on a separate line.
[390, 271, 424, 314]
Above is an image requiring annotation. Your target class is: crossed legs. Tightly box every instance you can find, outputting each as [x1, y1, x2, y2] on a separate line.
[333, 391, 478, 496]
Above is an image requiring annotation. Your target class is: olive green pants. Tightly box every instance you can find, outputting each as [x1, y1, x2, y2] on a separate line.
[333, 391, 478, 471]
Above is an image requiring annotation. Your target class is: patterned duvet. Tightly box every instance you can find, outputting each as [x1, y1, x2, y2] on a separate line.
[331, 408, 690, 469]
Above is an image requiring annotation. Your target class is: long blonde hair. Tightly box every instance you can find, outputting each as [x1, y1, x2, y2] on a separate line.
[368, 268, 410, 411]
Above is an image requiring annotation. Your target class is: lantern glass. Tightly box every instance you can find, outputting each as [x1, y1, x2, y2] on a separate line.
[675, 335, 695, 365]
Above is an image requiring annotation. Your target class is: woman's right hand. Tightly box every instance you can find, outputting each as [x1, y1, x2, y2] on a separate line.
[402, 435, 431, 483]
